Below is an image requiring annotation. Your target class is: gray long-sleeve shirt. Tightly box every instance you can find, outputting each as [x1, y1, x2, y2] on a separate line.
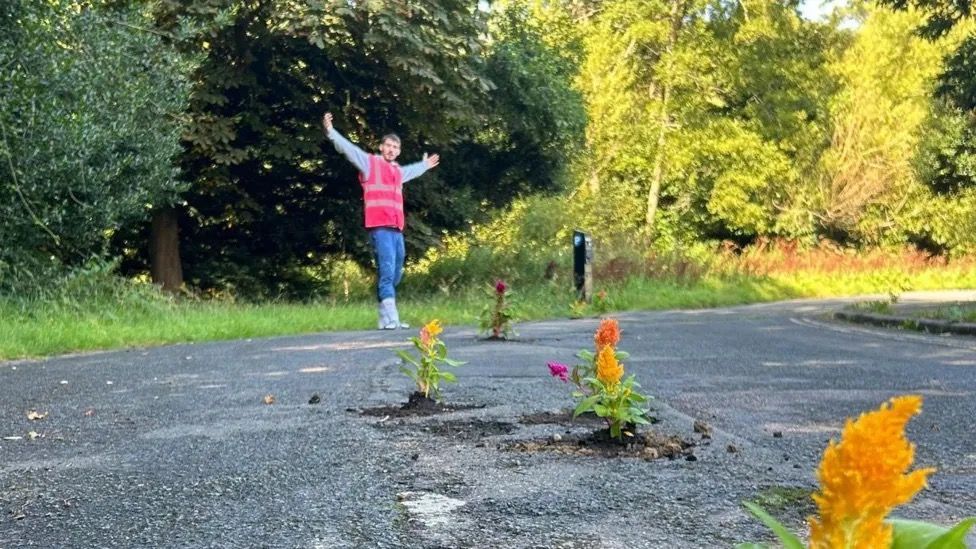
[326, 127, 428, 183]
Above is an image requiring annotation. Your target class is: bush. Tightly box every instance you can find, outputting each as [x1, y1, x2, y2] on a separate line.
[0, 0, 193, 295]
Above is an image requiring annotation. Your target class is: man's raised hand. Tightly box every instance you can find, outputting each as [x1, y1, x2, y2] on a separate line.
[322, 112, 333, 132]
[423, 153, 440, 170]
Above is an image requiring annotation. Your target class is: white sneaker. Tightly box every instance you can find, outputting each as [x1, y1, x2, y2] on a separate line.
[380, 298, 409, 330]
[377, 301, 390, 330]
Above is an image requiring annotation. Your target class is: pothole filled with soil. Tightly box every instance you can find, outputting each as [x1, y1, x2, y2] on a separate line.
[356, 392, 484, 418]
[519, 409, 659, 427]
[379, 418, 517, 441]
[477, 336, 539, 343]
[504, 428, 695, 461]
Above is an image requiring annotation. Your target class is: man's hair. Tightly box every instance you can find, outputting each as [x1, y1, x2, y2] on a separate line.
[380, 133, 401, 145]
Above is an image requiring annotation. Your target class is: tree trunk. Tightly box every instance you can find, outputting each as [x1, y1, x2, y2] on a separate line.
[646, 84, 670, 228]
[645, 0, 687, 230]
[150, 207, 183, 293]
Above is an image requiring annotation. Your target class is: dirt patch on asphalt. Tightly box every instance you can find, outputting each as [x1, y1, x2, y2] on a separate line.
[519, 409, 659, 427]
[504, 428, 695, 461]
[356, 392, 484, 418]
[378, 418, 517, 442]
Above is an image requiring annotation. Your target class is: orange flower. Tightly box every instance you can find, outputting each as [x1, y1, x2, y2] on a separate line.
[595, 345, 623, 387]
[808, 395, 935, 548]
[419, 319, 442, 348]
[594, 318, 620, 351]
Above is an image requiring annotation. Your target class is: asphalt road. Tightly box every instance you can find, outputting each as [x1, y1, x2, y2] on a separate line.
[2, 291, 975, 548]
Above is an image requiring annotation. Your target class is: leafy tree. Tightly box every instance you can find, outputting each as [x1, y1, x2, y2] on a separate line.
[882, 0, 976, 208]
[114, 0, 577, 298]
[572, 0, 722, 240]
[458, 0, 586, 202]
[685, 0, 839, 241]
[0, 0, 192, 294]
[815, 2, 951, 243]
[879, 0, 971, 36]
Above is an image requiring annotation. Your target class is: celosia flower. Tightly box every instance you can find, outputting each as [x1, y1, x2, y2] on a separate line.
[547, 361, 569, 382]
[420, 319, 443, 348]
[808, 395, 935, 548]
[594, 318, 620, 350]
[595, 345, 623, 387]
[495, 279, 507, 294]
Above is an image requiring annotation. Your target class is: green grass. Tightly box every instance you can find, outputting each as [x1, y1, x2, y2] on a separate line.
[3, 266, 975, 361]
[909, 303, 976, 323]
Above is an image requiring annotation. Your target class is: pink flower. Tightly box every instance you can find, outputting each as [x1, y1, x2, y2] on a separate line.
[547, 361, 569, 382]
[495, 279, 507, 294]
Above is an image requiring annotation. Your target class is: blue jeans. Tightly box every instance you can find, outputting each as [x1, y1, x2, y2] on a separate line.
[370, 228, 404, 301]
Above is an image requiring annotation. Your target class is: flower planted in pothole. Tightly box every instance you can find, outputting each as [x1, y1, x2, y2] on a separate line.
[480, 279, 519, 339]
[549, 318, 651, 441]
[739, 395, 974, 549]
[395, 320, 465, 404]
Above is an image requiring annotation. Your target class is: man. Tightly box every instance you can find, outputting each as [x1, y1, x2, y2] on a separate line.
[322, 112, 440, 329]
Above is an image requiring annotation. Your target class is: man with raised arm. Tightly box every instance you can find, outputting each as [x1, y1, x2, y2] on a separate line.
[322, 112, 440, 330]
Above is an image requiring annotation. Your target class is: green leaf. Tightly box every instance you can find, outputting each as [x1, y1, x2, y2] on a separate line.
[574, 395, 601, 416]
[398, 365, 417, 380]
[890, 517, 975, 549]
[395, 350, 419, 366]
[441, 358, 465, 367]
[741, 502, 805, 549]
[440, 371, 458, 383]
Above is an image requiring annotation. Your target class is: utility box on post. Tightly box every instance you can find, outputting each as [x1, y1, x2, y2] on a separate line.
[573, 230, 593, 302]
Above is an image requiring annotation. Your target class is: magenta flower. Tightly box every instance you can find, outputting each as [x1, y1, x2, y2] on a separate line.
[547, 361, 569, 382]
[495, 279, 507, 294]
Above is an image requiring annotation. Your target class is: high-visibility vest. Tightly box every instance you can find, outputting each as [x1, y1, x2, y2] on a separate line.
[359, 155, 404, 231]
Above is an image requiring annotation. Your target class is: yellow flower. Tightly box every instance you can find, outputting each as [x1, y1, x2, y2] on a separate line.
[595, 345, 623, 387]
[808, 395, 935, 548]
[424, 319, 443, 338]
[419, 319, 442, 348]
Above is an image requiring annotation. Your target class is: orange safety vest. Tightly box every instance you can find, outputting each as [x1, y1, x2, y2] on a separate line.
[359, 155, 404, 231]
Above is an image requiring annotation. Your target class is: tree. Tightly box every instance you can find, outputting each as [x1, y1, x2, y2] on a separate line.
[879, 0, 971, 36]
[686, 0, 839, 241]
[815, 2, 951, 242]
[115, 0, 580, 297]
[573, 0, 720, 239]
[0, 0, 192, 294]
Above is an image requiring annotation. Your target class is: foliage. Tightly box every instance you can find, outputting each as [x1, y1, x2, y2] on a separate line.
[460, 0, 586, 202]
[405, 194, 573, 296]
[879, 0, 973, 37]
[107, 0, 586, 298]
[593, 289, 610, 314]
[740, 395, 974, 548]
[0, 0, 193, 294]
[117, 0, 495, 296]
[480, 280, 519, 339]
[815, 3, 952, 243]
[395, 320, 465, 401]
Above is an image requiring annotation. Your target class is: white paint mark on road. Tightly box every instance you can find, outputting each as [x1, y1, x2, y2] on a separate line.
[273, 341, 403, 352]
[396, 491, 466, 527]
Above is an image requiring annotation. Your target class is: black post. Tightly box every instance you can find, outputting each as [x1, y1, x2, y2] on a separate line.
[573, 230, 593, 302]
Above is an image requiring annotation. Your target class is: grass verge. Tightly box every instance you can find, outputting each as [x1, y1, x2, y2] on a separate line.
[3, 264, 975, 361]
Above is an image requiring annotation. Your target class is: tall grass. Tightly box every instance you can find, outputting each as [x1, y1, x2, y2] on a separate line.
[2, 240, 975, 361]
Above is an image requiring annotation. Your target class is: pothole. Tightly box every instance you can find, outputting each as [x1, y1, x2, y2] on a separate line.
[504, 428, 695, 461]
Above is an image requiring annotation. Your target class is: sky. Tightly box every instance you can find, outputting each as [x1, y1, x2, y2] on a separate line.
[799, 0, 845, 20]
